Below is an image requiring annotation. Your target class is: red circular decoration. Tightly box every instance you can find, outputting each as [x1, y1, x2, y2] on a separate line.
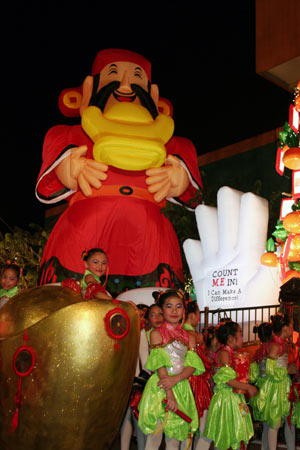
[104, 307, 130, 340]
[12, 345, 36, 378]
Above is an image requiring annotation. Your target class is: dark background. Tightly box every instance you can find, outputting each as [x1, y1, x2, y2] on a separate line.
[0, 1, 293, 231]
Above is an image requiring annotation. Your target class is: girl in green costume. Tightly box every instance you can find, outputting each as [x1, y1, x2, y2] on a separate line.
[203, 321, 257, 450]
[81, 248, 111, 299]
[250, 313, 296, 450]
[138, 290, 205, 449]
[0, 264, 21, 306]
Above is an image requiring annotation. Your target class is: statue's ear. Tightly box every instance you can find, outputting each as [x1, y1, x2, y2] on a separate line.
[58, 86, 83, 117]
[150, 83, 159, 106]
[157, 97, 173, 117]
[80, 76, 94, 116]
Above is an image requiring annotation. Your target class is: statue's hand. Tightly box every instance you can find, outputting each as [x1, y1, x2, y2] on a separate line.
[55, 145, 108, 197]
[145, 155, 189, 203]
[183, 187, 280, 310]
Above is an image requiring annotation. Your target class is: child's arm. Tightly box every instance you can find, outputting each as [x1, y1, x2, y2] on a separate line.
[157, 334, 197, 391]
[94, 291, 112, 300]
[150, 329, 178, 412]
[219, 349, 258, 398]
[84, 274, 98, 285]
[268, 342, 297, 374]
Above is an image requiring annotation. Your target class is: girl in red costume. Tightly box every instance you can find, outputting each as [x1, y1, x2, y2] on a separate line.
[182, 300, 214, 450]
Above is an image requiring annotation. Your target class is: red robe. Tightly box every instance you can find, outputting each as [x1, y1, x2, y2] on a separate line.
[36, 124, 202, 292]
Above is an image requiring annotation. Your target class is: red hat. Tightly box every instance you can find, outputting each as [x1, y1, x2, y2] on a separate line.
[91, 48, 152, 81]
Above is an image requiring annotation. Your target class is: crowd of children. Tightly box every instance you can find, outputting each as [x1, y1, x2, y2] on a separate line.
[2, 253, 300, 450]
[118, 294, 300, 450]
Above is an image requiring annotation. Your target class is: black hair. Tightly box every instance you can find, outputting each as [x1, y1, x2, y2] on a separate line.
[1, 264, 21, 279]
[203, 326, 216, 348]
[253, 322, 272, 343]
[82, 248, 107, 262]
[145, 303, 162, 321]
[136, 304, 148, 312]
[186, 300, 199, 316]
[153, 290, 185, 309]
[216, 321, 239, 345]
[271, 312, 291, 335]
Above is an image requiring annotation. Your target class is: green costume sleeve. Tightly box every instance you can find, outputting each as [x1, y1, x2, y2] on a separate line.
[249, 362, 260, 384]
[213, 366, 237, 385]
[266, 358, 288, 380]
[145, 347, 172, 371]
[184, 350, 205, 375]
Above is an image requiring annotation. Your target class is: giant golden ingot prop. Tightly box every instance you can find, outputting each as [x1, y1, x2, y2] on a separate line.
[82, 102, 174, 171]
[0, 286, 139, 450]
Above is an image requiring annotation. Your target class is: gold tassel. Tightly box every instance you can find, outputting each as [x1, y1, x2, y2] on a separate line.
[152, 410, 169, 435]
[184, 432, 193, 450]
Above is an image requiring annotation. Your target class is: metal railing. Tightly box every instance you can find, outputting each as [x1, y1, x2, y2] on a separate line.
[200, 304, 280, 342]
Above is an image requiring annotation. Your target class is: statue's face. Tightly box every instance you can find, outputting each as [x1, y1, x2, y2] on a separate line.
[98, 61, 150, 110]
[81, 60, 159, 120]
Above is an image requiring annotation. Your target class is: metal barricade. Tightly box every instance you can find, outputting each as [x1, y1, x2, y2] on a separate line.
[200, 304, 280, 342]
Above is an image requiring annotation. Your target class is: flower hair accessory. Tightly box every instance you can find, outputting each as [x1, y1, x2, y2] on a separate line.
[81, 250, 88, 260]
[154, 290, 163, 304]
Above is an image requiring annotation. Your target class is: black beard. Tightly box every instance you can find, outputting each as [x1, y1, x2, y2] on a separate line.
[89, 78, 158, 119]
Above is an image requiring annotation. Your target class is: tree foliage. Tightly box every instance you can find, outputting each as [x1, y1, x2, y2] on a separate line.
[0, 223, 49, 288]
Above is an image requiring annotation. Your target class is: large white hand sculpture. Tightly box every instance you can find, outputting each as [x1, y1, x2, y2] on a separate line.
[183, 186, 281, 311]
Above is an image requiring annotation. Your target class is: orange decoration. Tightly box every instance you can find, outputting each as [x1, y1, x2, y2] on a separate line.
[260, 252, 279, 267]
[281, 270, 300, 285]
[295, 96, 300, 113]
[283, 147, 300, 170]
[282, 211, 300, 234]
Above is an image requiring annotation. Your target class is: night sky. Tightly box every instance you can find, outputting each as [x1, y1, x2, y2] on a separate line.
[0, 1, 293, 232]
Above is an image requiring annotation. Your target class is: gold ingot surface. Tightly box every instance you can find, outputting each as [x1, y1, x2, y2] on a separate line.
[0, 286, 139, 450]
[81, 103, 174, 170]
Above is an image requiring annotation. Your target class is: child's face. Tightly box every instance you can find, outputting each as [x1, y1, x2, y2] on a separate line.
[282, 322, 293, 339]
[230, 328, 243, 349]
[190, 308, 200, 328]
[1, 269, 18, 290]
[162, 296, 184, 326]
[148, 306, 164, 328]
[85, 252, 107, 278]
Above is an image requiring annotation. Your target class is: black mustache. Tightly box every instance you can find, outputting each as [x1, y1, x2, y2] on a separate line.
[89, 79, 158, 119]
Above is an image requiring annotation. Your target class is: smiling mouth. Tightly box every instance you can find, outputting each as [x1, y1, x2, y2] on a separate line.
[113, 91, 136, 103]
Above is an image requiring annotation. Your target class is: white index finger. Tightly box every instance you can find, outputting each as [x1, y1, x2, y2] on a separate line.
[195, 204, 218, 258]
[217, 186, 243, 255]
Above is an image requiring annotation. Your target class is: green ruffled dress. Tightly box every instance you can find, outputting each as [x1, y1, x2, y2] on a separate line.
[138, 343, 205, 441]
[80, 269, 101, 289]
[203, 366, 254, 450]
[250, 358, 291, 428]
[249, 361, 267, 421]
[0, 286, 19, 299]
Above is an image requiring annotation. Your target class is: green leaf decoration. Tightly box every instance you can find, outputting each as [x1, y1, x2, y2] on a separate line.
[266, 237, 276, 252]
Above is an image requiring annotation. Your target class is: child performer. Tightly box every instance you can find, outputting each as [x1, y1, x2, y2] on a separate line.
[0, 264, 22, 307]
[203, 321, 257, 450]
[81, 248, 111, 300]
[145, 302, 164, 344]
[252, 313, 297, 450]
[249, 322, 273, 450]
[182, 300, 214, 450]
[138, 290, 205, 450]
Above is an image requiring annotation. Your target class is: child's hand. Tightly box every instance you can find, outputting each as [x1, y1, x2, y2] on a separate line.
[247, 385, 258, 398]
[158, 375, 178, 391]
[166, 390, 177, 412]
